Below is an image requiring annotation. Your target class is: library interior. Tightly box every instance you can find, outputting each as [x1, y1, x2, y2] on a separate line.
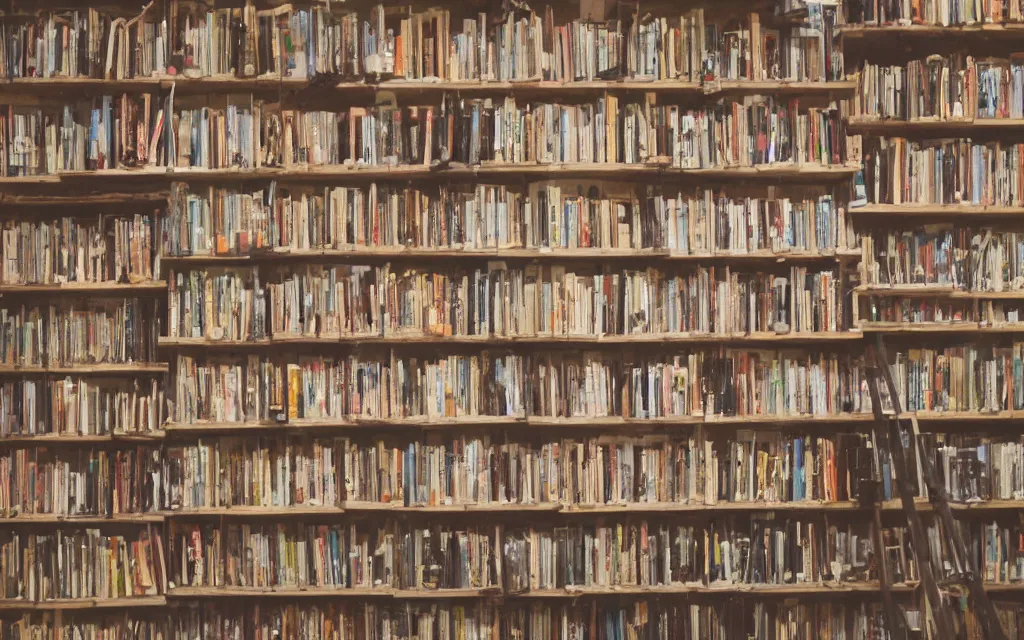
[0, 0, 1022, 637]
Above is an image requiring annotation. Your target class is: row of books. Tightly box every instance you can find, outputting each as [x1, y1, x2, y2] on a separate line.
[0, 447, 163, 517]
[856, 295, 1024, 327]
[166, 263, 849, 341]
[855, 54, 1024, 121]
[0, 214, 155, 286]
[162, 431, 878, 512]
[0, 300, 157, 367]
[0, 601, 900, 640]
[861, 226, 1024, 292]
[25, 93, 850, 175]
[164, 182, 854, 257]
[889, 345, 1024, 414]
[166, 438, 338, 511]
[28, 426, 1024, 515]
[934, 434, 1024, 501]
[846, 0, 1024, 26]
[0, 528, 166, 601]
[168, 517, 899, 591]
[0, 4, 842, 84]
[863, 137, 1024, 207]
[0, 377, 165, 438]
[351, 431, 889, 507]
[171, 351, 868, 425]
[21, 428, 1024, 512]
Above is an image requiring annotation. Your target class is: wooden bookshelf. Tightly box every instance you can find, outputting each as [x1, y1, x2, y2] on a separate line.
[0, 0, 978, 633]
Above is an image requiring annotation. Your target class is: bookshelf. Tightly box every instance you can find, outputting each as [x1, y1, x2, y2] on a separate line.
[0, 0, 1018, 637]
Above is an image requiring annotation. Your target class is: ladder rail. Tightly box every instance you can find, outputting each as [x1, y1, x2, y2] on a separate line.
[870, 336, 1007, 640]
[865, 369, 912, 640]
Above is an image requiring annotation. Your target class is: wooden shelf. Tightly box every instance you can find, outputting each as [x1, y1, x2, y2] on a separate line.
[0, 76, 307, 92]
[168, 506, 345, 517]
[851, 203, 1024, 216]
[342, 502, 564, 514]
[16, 498, 1023, 522]
[0, 281, 166, 294]
[0, 513, 164, 524]
[847, 116, 1024, 132]
[0, 76, 856, 96]
[161, 414, 879, 434]
[0, 191, 168, 206]
[163, 500, 896, 517]
[161, 411, 1024, 434]
[157, 332, 863, 350]
[860, 322, 1024, 334]
[167, 587, 491, 599]
[164, 583, 903, 600]
[160, 248, 862, 265]
[0, 431, 164, 445]
[855, 285, 1024, 300]
[0, 597, 167, 611]
[6, 162, 862, 185]
[839, 22, 1024, 37]
[0, 363, 169, 375]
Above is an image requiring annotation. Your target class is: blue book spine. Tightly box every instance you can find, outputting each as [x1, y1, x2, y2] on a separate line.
[794, 437, 804, 500]
[405, 445, 413, 506]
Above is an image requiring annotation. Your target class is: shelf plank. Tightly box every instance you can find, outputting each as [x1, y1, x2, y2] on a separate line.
[847, 116, 1024, 132]
[27, 498, 1020, 521]
[160, 248, 860, 264]
[161, 414, 881, 434]
[851, 204, 1024, 216]
[0, 597, 167, 611]
[159, 411, 1024, 434]
[0, 281, 167, 294]
[856, 285, 1024, 300]
[0, 363, 169, 375]
[168, 506, 345, 517]
[0, 513, 164, 524]
[12, 162, 862, 185]
[163, 583, 907, 600]
[0, 76, 856, 95]
[157, 332, 863, 349]
[839, 22, 1024, 37]
[0, 192, 168, 206]
[0, 431, 164, 445]
[860, 322, 1024, 334]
